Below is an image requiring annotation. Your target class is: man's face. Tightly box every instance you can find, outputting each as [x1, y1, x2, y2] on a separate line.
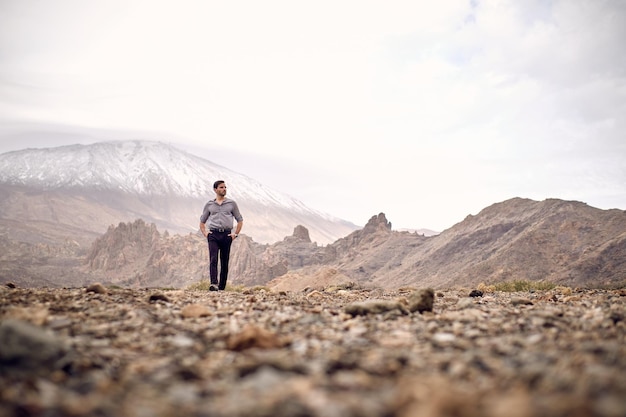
[215, 183, 227, 196]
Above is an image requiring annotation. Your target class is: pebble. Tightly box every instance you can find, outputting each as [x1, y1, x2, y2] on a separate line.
[407, 288, 434, 313]
[511, 297, 534, 306]
[85, 282, 107, 294]
[344, 299, 409, 316]
[469, 289, 484, 297]
[180, 303, 212, 318]
[0, 319, 69, 373]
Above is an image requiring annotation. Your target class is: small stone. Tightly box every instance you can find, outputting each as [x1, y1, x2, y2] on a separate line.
[227, 325, 286, 351]
[511, 297, 533, 306]
[0, 319, 68, 373]
[149, 293, 171, 303]
[181, 304, 212, 318]
[86, 283, 107, 294]
[609, 310, 623, 324]
[48, 318, 73, 331]
[169, 334, 195, 348]
[5, 306, 49, 326]
[539, 293, 559, 302]
[6, 282, 16, 289]
[344, 299, 409, 316]
[407, 288, 435, 313]
[306, 290, 324, 299]
[457, 298, 474, 309]
[469, 289, 483, 298]
[432, 332, 456, 343]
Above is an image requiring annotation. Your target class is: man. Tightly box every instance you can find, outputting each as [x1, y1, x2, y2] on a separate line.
[199, 180, 244, 291]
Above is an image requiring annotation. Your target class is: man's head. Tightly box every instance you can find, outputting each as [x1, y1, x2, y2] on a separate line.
[213, 180, 227, 198]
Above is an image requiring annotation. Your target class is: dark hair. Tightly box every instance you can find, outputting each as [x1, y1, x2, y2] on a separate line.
[213, 180, 225, 189]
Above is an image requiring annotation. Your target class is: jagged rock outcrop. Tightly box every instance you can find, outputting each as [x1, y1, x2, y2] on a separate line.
[363, 212, 392, 233]
[85, 219, 207, 288]
[82, 222, 337, 288]
[343, 212, 392, 246]
[231, 225, 335, 286]
[87, 219, 160, 270]
[291, 225, 311, 242]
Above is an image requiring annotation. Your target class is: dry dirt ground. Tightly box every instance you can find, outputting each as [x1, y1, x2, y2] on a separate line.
[1, 284, 625, 417]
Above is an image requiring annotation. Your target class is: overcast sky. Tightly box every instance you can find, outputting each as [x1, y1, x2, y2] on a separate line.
[1, 0, 625, 231]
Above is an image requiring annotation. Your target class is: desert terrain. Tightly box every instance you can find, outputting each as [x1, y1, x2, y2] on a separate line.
[1, 283, 624, 417]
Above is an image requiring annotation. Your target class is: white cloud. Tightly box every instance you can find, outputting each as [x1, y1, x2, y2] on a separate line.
[0, 0, 625, 230]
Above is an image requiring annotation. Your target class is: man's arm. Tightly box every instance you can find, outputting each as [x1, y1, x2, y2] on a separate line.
[230, 201, 243, 238]
[230, 220, 243, 239]
[199, 222, 207, 237]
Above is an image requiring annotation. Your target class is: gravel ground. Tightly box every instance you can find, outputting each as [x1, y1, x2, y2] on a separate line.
[1, 284, 625, 417]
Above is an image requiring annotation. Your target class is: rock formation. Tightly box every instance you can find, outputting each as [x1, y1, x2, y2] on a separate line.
[2, 197, 625, 290]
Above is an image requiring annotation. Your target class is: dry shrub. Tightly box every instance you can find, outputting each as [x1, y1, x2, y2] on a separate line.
[491, 280, 557, 292]
[477, 282, 496, 293]
[186, 280, 213, 291]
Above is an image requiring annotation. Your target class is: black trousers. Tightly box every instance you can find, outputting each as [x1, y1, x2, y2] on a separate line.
[208, 231, 233, 290]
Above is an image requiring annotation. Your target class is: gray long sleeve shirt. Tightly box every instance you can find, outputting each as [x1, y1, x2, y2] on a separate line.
[200, 198, 243, 230]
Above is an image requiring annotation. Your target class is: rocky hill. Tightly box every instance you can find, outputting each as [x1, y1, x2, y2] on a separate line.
[326, 198, 626, 289]
[27, 197, 623, 290]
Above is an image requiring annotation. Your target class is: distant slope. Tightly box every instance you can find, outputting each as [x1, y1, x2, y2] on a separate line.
[0, 140, 358, 244]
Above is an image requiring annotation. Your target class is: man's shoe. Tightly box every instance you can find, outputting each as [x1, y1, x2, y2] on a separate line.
[209, 284, 218, 291]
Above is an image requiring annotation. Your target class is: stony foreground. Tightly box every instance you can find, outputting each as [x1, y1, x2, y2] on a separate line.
[1, 284, 625, 417]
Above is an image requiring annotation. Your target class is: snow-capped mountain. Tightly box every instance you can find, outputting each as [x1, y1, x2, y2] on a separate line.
[0, 141, 318, 213]
[0, 141, 357, 244]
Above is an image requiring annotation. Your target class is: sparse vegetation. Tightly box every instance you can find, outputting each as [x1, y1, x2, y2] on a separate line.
[242, 285, 271, 293]
[225, 284, 247, 292]
[106, 285, 124, 290]
[185, 281, 266, 292]
[479, 280, 558, 292]
[186, 280, 213, 291]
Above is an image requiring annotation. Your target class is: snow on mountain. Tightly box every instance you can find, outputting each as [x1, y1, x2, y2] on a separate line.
[0, 140, 335, 220]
